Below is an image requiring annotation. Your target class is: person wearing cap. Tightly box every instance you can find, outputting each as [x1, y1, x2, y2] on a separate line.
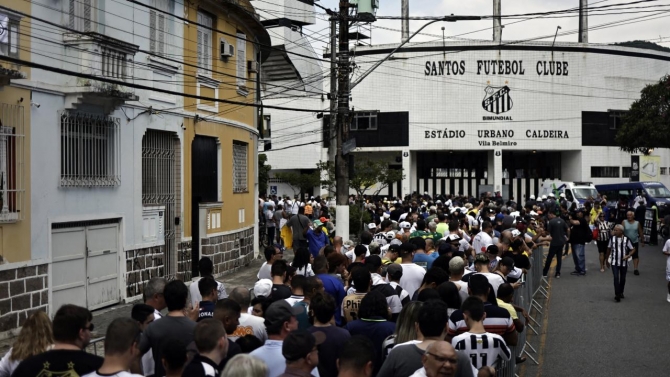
[277, 330, 325, 377]
[366, 255, 403, 320]
[250, 301, 308, 377]
[525, 194, 537, 209]
[446, 274, 517, 348]
[386, 263, 410, 307]
[472, 221, 494, 258]
[398, 243, 426, 299]
[306, 220, 330, 259]
[382, 243, 402, 266]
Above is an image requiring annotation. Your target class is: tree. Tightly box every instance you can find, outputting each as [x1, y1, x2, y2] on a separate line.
[274, 171, 321, 198]
[258, 154, 271, 196]
[316, 158, 404, 232]
[616, 75, 670, 153]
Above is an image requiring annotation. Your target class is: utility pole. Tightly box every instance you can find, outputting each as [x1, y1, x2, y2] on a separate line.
[327, 16, 338, 198]
[335, 0, 351, 240]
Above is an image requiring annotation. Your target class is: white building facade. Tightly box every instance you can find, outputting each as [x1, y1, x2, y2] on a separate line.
[346, 41, 670, 201]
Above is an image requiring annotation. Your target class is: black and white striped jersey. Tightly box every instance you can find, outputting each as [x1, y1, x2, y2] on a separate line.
[608, 236, 634, 267]
[451, 331, 511, 369]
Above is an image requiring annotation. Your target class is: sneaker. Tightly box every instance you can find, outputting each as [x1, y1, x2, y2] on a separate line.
[615, 296, 621, 302]
[570, 271, 581, 276]
[579, 271, 586, 275]
[620, 294, 625, 299]
[555, 273, 561, 279]
[634, 270, 640, 275]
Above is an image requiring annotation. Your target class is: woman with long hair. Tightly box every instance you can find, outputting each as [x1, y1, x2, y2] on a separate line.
[381, 301, 423, 362]
[291, 247, 315, 277]
[0, 311, 54, 377]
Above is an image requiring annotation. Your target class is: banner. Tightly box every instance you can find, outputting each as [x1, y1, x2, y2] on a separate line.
[640, 155, 660, 181]
[630, 155, 639, 182]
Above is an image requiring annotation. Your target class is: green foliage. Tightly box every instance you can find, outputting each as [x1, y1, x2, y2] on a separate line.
[349, 204, 371, 235]
[616, 75, 670, 153]
[274, 171, 321, 197]
[258, 154, 271, 195]
[316, 160, 336, 193]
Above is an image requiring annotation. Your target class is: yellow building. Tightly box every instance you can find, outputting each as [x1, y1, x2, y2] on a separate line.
[180, 0, 269, 278]
[0, 0, 41, 334]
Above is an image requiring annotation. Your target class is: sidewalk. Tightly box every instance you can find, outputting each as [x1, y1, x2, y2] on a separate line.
[527, 243, 670, 376]
[0, 249, 289, 355]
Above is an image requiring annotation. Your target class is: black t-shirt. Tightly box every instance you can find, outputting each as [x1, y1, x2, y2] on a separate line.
[502, 251, 531, 270]
[635, 205, 646, 223]
[198, 301, 216, 321]
[11, 349, 103, 377]
[182, 354, 220, 377]
[218, 339, 242, 370]
[569, 217, 589, 244]
[308, 326, 351, 377]
[270, 284, 292, 301]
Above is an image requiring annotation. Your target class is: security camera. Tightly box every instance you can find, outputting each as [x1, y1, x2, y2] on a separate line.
[31, 102, 41, 108]
[180, 123, 186, 130]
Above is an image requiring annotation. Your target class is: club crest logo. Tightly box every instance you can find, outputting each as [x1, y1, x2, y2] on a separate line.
[482, 86, 513, 114]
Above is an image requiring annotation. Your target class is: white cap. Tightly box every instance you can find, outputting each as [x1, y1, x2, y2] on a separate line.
[382, 213, 390, 219]
[530, 195, 536, 200]
[399, 221, 411, 229]
[368, 223, 377, 230]
[447, 234, 462, 242]
[385, 231, 396, 240]
[560, 193, 565, 198]
[548, 193, 555, 198]
[253, 279, 273, 298]
[541, 195, 547, 200]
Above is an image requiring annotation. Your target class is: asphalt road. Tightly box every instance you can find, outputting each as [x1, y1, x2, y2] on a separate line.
[539, 242, 670, 376]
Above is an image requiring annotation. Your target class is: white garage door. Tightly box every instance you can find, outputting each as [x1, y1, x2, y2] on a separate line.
[51, 221, 120, 313]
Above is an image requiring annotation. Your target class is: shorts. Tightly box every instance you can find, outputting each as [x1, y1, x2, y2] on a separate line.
[666, 259, 670, 281]
[631, 242, 639, 260]
[596, 240, 608, 254]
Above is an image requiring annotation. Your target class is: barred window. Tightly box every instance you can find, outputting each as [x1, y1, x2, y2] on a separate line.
[60, 111, 121, 187]
[101, 47, 127, 79]
[591, 166, 620, 178]
[661, 167, 667, 176]
[233, 141, 248, 193]
[622, 167, 631, 178]
[0, 103, 25, 222]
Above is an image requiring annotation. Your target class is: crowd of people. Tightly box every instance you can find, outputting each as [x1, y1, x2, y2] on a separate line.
[0, 190, 663, 377]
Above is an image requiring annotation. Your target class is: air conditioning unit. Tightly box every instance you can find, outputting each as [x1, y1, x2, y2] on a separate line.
[247, 60, 259, 74]
[220, 38, 234, 60]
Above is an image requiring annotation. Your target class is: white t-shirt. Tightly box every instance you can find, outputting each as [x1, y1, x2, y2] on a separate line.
[84, 372, 144, 377]
[189, 278, 228, 308]
[451, 279, 469, 303]
[257, 262, 272, 280]
[472, 232, 494, 254]
[398, 263, 426, 299]
[291, 263, 315, 277]
[477, 272, 505, 296]
[663, 239, 670, 281]
[229, 313, 268, 343]
[633, 195, 647, 209]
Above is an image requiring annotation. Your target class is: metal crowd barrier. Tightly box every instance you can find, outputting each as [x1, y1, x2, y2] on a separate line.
[85, 336, 106, 356]
[497, 246, 550, 377]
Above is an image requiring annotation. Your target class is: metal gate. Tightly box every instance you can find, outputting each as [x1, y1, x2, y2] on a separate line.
[51, 219, 120, 312]
[142, 130, 177, 276]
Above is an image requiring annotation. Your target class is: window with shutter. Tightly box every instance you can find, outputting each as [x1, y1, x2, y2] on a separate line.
[149, 10, 156, 52]
[196, 12, 212, 76]
[69, 0, 94, 32]
[236, 33, 247, 92]
[158, 14, 165, 55]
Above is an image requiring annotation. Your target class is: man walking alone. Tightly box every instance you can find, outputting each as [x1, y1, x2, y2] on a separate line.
[543, 211, 569, 279]
[606, 224, 636, 302]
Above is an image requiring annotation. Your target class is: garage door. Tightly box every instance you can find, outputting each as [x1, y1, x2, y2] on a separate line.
[51, 220, 120, 312]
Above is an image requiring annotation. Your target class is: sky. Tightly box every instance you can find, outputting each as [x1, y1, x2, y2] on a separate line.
[292, 0, 670, 53]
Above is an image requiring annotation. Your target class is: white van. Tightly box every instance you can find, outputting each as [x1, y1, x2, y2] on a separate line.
[540, 180, 599, 209]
